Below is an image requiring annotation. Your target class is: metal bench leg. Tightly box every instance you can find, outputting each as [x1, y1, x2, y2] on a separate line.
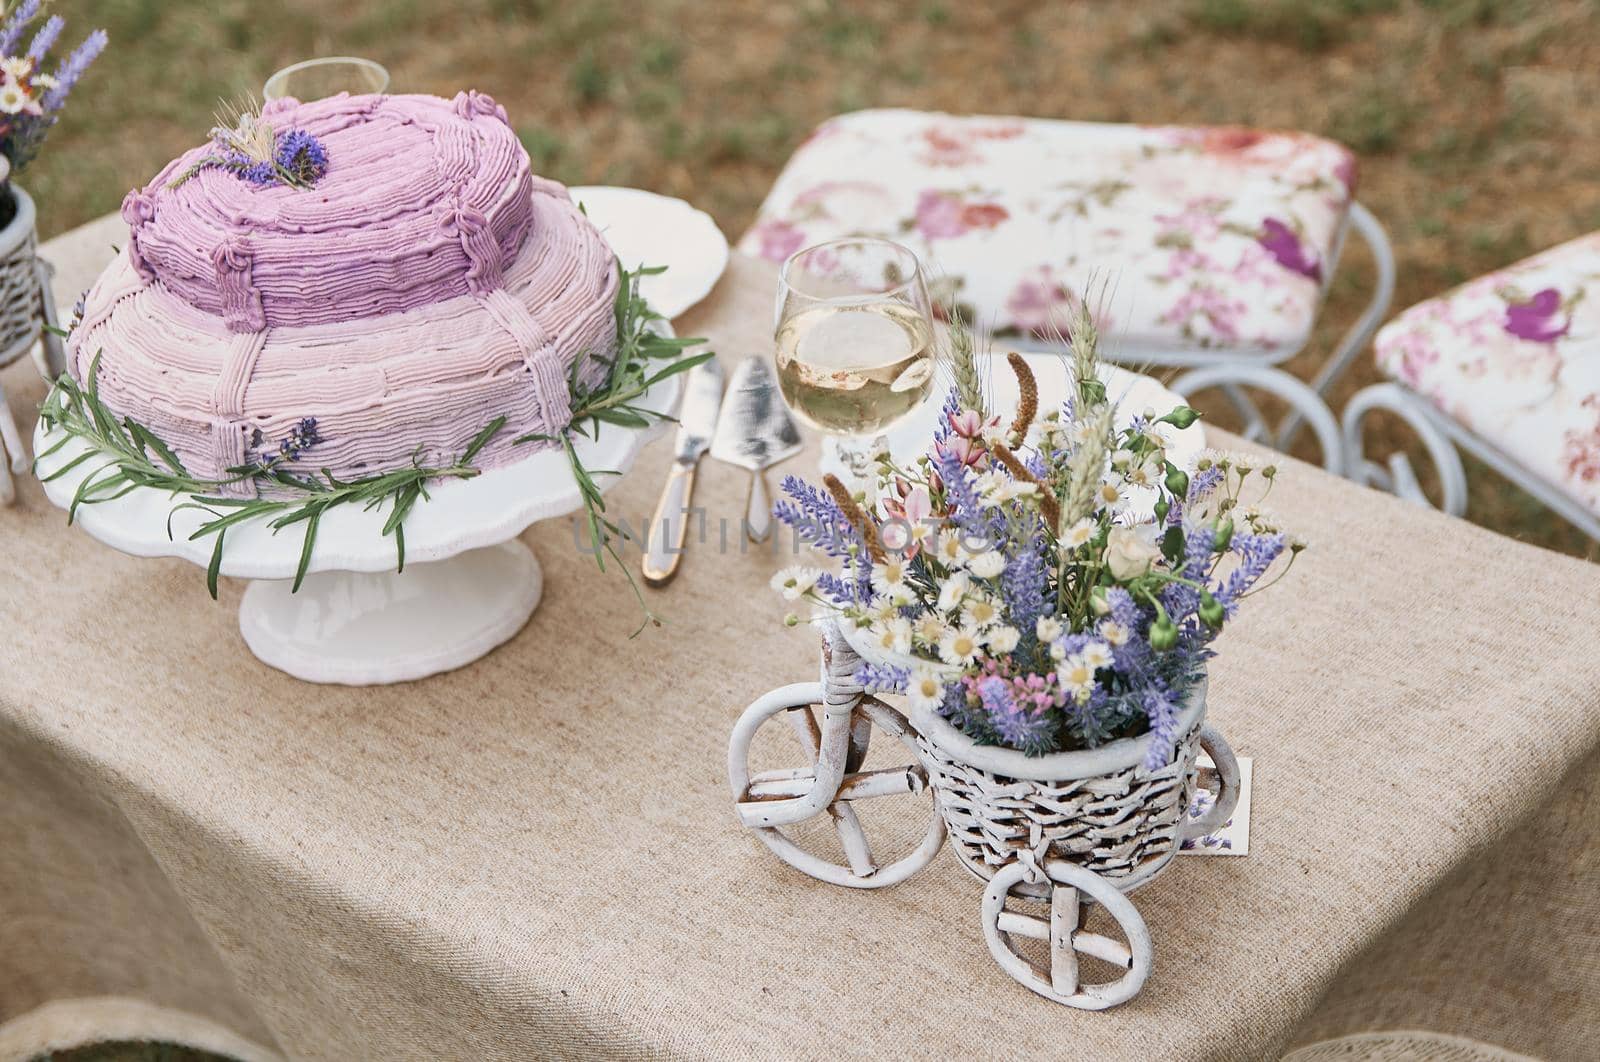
[1279, 201, 1396, 452]
[1341, 382, 1468, 516]
[1171, 363, 1345, 474]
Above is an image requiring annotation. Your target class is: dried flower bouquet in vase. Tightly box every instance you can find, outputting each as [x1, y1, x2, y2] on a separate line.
[750, 306, 1303, 1006]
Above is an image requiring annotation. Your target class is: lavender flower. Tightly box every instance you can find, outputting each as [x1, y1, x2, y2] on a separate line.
[774, 474, 861, 558]
[1215, 532, 1286, 616]
[976, 675, 1051, 753]
[1160, 524, 1214, 627]
[1188, 463, 1224, 504]
[931, 389, 962, 443]
[774, 474, 873, 603]
[855, 662, 909, 693]
[41, 27, 105, 107]
[24, 13, 59, 61]
[276, 129, 329, 186]
[0, 0, 40, 56]
[1140, 685, 1180, 770]
[1000, 541, 1050, 642]
[249, 417, 322, 472]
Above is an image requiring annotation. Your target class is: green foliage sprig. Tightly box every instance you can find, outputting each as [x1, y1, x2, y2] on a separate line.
[37, 354, 506, 597]
[517, 263, 715, 634]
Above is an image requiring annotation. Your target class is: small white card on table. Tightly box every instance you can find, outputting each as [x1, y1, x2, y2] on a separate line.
[1179, 754, 1252, 856]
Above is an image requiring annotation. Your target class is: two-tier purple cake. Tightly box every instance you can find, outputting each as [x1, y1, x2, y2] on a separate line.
[67, 90, 619, 496]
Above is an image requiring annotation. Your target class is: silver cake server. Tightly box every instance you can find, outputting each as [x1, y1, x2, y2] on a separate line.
[710, 355, 803, 543]
[642, 358, 724, 587]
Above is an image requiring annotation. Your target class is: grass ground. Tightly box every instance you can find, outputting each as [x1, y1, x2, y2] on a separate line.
[23, 0, 1600, 561]
[15, 11, 1599, 1059]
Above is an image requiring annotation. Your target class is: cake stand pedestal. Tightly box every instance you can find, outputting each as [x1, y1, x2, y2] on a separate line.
[237, 540, 542, 685]
[34, 372, 681, 686]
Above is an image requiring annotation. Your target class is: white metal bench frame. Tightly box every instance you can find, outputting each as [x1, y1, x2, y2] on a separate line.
[1343, 380, 1600, 543]
[1009, 202, 1396, 476]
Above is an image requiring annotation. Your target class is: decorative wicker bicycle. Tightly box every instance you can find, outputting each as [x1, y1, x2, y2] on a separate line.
[729, 618, 1240, 1009]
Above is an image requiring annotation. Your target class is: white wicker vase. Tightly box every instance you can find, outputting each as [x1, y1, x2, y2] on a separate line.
[0, 182, 42, 370]
[909, 684, 1218, 902]
[0, 179, 47, 503]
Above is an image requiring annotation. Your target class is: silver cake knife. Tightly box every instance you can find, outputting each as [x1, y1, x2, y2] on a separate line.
[642, 358, 724, 587]
[710, 355, 803, 543]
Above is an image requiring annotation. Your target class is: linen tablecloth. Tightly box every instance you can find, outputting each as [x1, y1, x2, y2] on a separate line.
[3, 221, 1599, 1061]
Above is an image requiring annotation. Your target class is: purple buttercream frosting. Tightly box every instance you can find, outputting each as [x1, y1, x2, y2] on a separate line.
[69, 91, 621, 497]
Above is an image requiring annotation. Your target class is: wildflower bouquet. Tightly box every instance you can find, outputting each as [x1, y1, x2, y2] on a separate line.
[0, 1, 105, 178]
[771, 309, 1303, 769]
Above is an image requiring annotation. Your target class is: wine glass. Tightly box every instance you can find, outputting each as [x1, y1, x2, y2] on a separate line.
[774, 238, 937, 464]
[263, 57, 390, 102]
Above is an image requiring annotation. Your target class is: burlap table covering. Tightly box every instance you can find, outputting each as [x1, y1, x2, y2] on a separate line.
[3, 222, 1599, 1060]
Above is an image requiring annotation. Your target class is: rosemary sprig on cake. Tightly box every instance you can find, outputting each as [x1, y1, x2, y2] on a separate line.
[518, 262, 715, 634]
[37, 262, 708, 626]
[37, 352, 507, 597]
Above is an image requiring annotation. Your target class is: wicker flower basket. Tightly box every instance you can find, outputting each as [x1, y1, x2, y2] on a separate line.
[908, 685, 1217, 901]
[0, 180, 43, 372]
[834, 617, 1237, 904]
[0, 176, 48, 503]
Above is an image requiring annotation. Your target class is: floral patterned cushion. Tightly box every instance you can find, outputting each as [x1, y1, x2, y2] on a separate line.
[739, 109, 1358, 357]
[1375, 230, 1600, 517]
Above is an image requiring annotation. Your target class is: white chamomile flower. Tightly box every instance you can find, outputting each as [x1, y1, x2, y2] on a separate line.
[769, 566, 820, 600]
[1049, 641, 1068, 662]
[1241, 505, 1283, 534]
[938, 624, 983, 667]
[968, 550, 1006, 580]
[870, 556, 911, 599]
[914, 612, 947, 646]
[974, 469, 1008, 502]
[871, 617, 913, 656]
[0, 84, 27, 115]
[937, 571, 972, 612]
[0, 57, 31, 81]
[986, 624, 1021, 654]
[1126, 460, 1161, 489]
[1057, 654, 1098, 699]
[1110, 448, 1135, 471]
[906, 663, 946, 713]
[1099, 619, 1131, 647]
[1080, 640, 1115, 671]
[1062, 518, 1096, 550]
[980, 421, 1012, 448]
[1034, 415, 1067, 451]
[1096, 482, 1123, 510]
[998, 479, 1039, 502]
[962, 595, 1001, 630]
[1072, 420, 1099, 445]
[870, 597, 902, 624]
[1036, 616, 1063, 643]
[934, 530, 968, 568]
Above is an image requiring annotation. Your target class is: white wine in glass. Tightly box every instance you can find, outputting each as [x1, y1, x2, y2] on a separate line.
[774, 238, 936, 438]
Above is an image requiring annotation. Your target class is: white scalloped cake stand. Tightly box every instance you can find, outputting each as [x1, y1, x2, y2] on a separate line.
[34, 366, 682, 686]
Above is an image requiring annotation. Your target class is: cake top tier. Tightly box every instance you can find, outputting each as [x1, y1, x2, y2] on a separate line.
[120, 91, 535, 333]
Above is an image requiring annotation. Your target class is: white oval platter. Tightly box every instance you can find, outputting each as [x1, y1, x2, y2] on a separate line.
[572, 185, 729, 319]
